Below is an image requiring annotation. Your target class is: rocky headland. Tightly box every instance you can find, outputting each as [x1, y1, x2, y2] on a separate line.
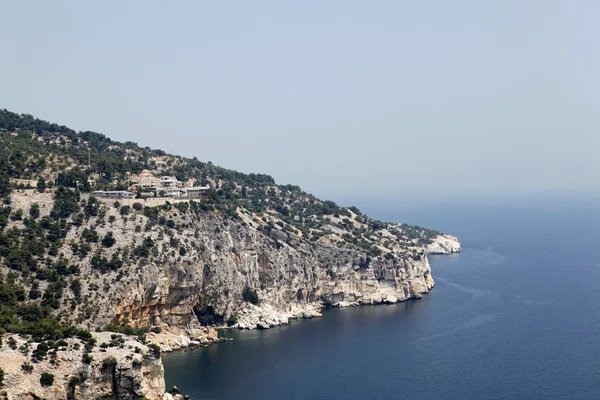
[0, 110, 461, 399]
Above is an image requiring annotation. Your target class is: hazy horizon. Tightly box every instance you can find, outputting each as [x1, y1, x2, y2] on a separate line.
[2, 1, 599, 201]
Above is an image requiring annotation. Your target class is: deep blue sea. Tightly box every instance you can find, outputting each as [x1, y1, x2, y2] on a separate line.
[163, 194, 600, 400]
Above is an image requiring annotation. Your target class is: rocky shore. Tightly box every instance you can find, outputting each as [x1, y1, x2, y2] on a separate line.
[144, 233, 462, 352]
[0, 190, 462, 399]
[0, 234, 460, 399]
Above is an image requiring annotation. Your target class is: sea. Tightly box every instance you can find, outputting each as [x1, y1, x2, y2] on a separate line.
[162, 193, 600, 400]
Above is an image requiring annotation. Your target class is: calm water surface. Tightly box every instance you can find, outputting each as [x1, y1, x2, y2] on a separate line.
[163, 196, 600, 399]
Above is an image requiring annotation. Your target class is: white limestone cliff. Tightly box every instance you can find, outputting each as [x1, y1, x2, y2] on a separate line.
[0, 332, 165, 400]
[426, 234, 462, 255]
[0, 192, 462, 399]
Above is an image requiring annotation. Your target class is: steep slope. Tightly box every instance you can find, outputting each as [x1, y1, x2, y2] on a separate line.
[0, 109, 460, 399]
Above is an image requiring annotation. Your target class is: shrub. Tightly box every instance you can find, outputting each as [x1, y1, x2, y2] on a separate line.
[21, 362, 34, 373]
[40, 372, 54, 387]
[0, 367, 4, 387]
[10, 209, 23, 221]
[101, 356, 117, 370]
[101, 232, 116, 248]
[29, 203, 40, 219]
[82, 353, 93, 364]
[32, 342, 49, 360]
[132, 202, 143, 211]
[50, 187, 80, 220]
[227, 315, 238, 326]
[148, 343, 161, 356]
[68, 376, 81, 389]
[242, 286, 259, 305]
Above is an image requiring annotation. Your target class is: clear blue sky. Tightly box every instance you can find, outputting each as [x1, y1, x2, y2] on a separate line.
[1, 1, 598, 201]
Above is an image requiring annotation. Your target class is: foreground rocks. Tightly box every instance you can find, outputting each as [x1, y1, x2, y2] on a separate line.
[0, 332, 164, 400]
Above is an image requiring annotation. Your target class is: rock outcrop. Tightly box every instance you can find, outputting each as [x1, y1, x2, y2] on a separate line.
[0, 112, 464, 399]
[100, 212, 449, 346]
[0, 332, 164, 400]
[0, 191, 461, 399]
[426, 234, 462, 255]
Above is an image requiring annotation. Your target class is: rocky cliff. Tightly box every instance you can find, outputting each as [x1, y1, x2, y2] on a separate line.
[0, 111, 463, 400]
[0, 332, 164, 400]
[0, 190, 461, 399]
[43, 195, 458, 349]
[426, 234, 462, 255]
[3, 191, 463, 349]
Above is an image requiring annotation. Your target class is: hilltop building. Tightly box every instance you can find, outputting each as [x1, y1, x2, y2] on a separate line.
[155, 185, 210, 198]
[91, 190, 136, 199]
[160, 176, 180, 188]
[128, 170, 161, 188]
[126, 169, 209, 198]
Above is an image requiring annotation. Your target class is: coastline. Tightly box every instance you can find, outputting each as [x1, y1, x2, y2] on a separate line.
[153, 234, 462, 353]
[0, 235, 461, 400]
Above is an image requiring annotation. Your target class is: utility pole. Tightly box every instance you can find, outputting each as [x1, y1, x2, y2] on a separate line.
[88, 148, 91, 168]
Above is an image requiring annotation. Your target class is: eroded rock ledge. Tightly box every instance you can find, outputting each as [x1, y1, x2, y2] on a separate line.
[143, 233, 461, 350]
[0, 234, 460, 399]
[426, 234, 462, 255]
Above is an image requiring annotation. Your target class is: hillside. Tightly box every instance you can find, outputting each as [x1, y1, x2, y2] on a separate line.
[0, 109, 460, 399]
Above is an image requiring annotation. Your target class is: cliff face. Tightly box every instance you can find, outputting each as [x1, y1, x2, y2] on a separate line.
[0, 191, 461, 399]
[97, 211, 457, 348]
[426, 234, 462, 255]
[0, 332, 164, 400]
[2, 192, 461, 352]
[0, 112, 463, 399]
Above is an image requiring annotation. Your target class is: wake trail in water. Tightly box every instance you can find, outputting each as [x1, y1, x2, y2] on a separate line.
[416, 313, 500, 342]
[437, 279, 492, 298]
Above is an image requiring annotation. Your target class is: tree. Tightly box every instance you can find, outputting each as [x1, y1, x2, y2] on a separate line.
[101, 356, 117, 371]
[50, 187, 80, 220]
[29, 203, 40, 219]
[40, 372, 55, 387]
[36, 178, 46, 193]
[0, 172, 11, 198]
[101, 232, 115, 248]
[242, 286, 259, 305]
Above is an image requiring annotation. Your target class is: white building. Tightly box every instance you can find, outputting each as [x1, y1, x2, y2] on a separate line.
[160, 176, 181, 188]
[155, 185, 209, 198]
[91, 190, 136, 199]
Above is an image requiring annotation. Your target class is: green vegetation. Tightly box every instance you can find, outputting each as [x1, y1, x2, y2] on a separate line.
[101, 356, 118, 370]
[242, 286, 260, 305]
[100, 323, 147, 342]
[0, 108, 443, 341]
[148, 343, 161, 356]
[21, 362, 34, 373]
[40, 372, 54, 387]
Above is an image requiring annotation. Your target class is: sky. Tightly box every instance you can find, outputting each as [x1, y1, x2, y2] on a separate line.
[1, 1, 599, 203]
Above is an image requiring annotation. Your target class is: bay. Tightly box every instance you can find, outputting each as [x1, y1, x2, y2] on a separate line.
[163, 194, 600, 400]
